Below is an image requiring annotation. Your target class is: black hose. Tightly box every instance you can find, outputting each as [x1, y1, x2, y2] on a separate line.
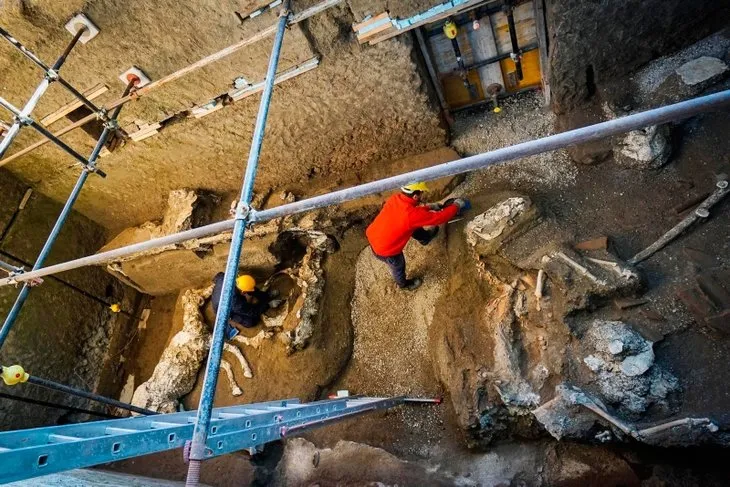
[0, 391, 119, 419]
[26, 375, 157, 416]
[505, 2, 523, 81]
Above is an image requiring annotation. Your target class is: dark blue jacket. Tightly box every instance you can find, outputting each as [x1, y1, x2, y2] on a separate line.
[211, 272, 269, 328]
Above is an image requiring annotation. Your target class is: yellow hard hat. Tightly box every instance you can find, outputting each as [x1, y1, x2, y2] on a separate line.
[1, 365, 29, 386]
[109, 303, 121, 313]
[236, 274, 256, 293]
[443, 20, 458, 39]
[401, 182, 430, 194]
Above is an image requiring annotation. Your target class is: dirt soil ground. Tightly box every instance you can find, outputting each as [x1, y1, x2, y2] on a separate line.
[0, 1, 446, 233]
[103, 88, 730, 485]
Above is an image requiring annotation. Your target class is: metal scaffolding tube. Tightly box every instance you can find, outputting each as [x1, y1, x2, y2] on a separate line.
[0, 259, 22, 274]
[0, 95, 105, 175]
[0, 26, 104, 117]
[0, 27, 85, 159]
[0, 81, 135, 350]
[23, 373, 157, 416]
[0, 0, 343, 168]
[185, 5, 290, 486]
[0, 89, 728, 289]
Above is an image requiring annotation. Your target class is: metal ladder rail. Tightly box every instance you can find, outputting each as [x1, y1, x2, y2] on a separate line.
[0, 396, 402, 484]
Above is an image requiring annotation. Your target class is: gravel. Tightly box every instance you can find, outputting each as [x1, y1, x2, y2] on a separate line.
[450, 91, 578, 193]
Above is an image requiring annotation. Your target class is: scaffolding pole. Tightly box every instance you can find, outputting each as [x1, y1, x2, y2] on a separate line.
[0, 259, 22, 274]
[184, 5, 290, 486]
[0, 95, 106, 175]
[0, 26, 105, 118]
[0, 27, 86, 159]
[0, 0, 343, 168]
[0, 80, 136, 350]
[0, 89, 728, 290]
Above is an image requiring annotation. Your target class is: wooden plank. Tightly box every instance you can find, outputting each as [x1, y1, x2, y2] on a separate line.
[40, 84, 108, 126]
[356, 20, 393, 43]
[414, 28, 449, 112]
[352, 12, 390, 32]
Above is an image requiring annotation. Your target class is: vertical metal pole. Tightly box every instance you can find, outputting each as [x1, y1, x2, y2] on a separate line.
[185, 4, 290, 485]
[0, 29, 85, 159]
[0, 81, 134, 350]
[505, 1, 523, 81]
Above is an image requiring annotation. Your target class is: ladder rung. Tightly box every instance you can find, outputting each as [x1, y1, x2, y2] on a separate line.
[47, 434, 81, 443]
[105, 427, 144, 435]
[150, 421, 185, 428]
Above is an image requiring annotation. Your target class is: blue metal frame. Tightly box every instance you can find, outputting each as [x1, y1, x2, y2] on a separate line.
[0, 396, 404, 484]
[0, 81, 132, 349]
[186, 3, 291, 474]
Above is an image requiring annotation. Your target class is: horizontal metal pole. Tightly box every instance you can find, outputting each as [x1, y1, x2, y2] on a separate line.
[0, 96, 103, 175]
[0, 391, 119, 419]
[1, 89, 729, 287]
[0, 259, 22, 274]
[0, 0, 342, 168]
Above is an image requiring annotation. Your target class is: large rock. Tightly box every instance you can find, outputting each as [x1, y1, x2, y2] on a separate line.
[272, 438, 456, 486]
[533, 385, 614, 441]
[580, 320, 679, 417]
[465, 196, 538, 255]
[100, 189, 279, 295]
[614, 124, 672, 169]
[676, 56, 728, 90]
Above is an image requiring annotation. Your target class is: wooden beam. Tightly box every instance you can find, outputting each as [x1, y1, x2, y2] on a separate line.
[352, 12, 390, 32]
[40, 84, 108, 126]
[414, 28, 449, 112]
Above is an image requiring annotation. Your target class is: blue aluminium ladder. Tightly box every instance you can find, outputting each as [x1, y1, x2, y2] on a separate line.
[0, 396, 422, 484]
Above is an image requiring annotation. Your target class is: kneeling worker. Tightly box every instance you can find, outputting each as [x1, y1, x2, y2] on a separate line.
[366, 182, 467, 291]
[210, 273, 279, 339]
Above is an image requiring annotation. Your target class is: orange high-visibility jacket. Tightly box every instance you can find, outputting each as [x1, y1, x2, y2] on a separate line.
[366, 193, 459, 257]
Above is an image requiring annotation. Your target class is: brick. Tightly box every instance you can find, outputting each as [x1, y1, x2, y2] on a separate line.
[574, 236, 608, 251]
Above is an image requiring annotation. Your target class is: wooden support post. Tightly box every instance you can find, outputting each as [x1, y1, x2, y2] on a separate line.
[414, 28, 451, 121]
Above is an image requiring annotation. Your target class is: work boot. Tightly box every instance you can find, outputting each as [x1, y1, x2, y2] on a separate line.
[401, 278, 423, 291]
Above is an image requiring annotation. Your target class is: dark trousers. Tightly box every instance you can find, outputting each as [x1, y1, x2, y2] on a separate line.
[372, 227, 438, 287]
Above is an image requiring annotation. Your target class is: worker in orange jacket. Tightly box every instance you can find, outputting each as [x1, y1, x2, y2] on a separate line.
[366, 182, 467, 290]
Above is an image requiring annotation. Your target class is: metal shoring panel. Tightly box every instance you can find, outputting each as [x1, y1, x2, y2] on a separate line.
[0, 79, 137, 350]
[0, 89, 728, 288]
[184, 4, 291, 486]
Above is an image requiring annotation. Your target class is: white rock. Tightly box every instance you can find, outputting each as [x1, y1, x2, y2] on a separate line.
[608, 339, 624, 355]
[620, 348, 655, 377]
[676, 56, 728, 86]
[466, 197, 532, 249]
[616, 125, 671, 169]
[583, 355, 605, 372]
